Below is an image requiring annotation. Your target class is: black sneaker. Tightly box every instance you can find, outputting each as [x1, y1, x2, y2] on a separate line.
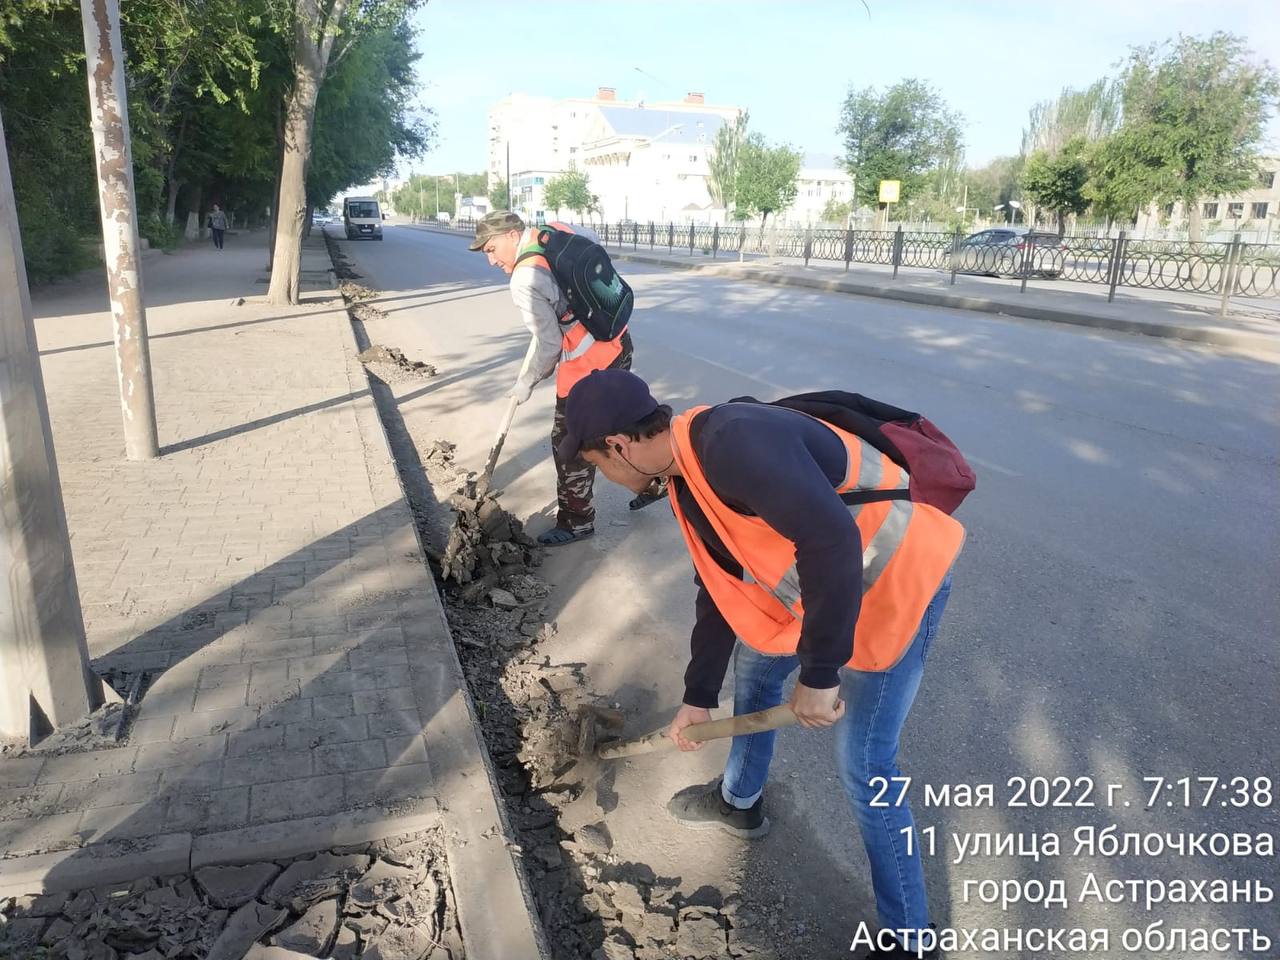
[666, 779, 769, 839]
[628, 487, 669, 511]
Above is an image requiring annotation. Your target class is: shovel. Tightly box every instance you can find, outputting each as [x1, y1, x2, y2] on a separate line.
[474, 337, 540, 499]
[580, 703, 799, 761]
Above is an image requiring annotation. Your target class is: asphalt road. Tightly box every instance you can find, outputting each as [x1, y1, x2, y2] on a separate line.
[333, 223, 1279, 959]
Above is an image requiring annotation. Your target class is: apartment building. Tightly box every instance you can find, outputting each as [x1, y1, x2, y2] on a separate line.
[488, 87, 742, 224]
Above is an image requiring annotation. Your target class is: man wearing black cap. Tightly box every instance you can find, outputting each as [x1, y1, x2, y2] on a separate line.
[559, 368, 961, 960]
[469, 210, 663, 546]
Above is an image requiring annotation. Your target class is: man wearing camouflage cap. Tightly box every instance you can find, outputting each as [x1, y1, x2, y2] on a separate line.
[470, 210, 664, 545]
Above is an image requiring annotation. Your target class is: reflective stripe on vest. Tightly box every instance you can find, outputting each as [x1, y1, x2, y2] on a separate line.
[513, 226, 626, 397]
[668, 405, 965, 671]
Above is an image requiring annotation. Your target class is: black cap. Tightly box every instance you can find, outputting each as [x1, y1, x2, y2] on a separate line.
[557, 370, 660, 462]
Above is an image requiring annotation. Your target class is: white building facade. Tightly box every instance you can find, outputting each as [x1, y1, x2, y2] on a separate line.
[780, 154, 854, 225]
[1134, 157, 1280, 242]
[488, 88, 741, 225]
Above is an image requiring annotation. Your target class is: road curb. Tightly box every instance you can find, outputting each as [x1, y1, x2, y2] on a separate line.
[0, 833, 192, 899]
[190, 801, 441, 868]
[609, 252, 1280, 357]
[326, 229, 551, 960]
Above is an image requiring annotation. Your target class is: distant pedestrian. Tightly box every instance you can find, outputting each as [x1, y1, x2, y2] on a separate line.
[207, 204, 228, 250]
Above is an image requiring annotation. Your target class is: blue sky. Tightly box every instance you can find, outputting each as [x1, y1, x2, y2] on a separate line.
[405, 0, 1280, 176]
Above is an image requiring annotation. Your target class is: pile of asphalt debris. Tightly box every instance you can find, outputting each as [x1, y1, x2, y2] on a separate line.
[356, 345, 438, 383]
[0, 830, 460, 960]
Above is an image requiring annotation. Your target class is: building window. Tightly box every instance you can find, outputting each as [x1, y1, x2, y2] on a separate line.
[1227, 202, 1244, 218]
[1252, 202, 1269, 219]
[1261, 171, 1276, 189]
[1202, 202, 1218, 218]
[569, 146, 577, 154]
[689, 155, 697, 163]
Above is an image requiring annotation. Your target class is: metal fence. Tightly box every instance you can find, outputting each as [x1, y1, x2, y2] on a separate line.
[414, 217, 1280, 305]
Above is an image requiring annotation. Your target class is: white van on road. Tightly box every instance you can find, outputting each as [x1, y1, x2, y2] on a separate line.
[343, 196, 383, 241]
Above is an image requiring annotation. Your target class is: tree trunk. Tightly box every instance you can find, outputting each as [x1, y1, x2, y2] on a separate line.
[1187, 198, 1203, 244]
[1057, 209, 1066, 237]
[164, 112, 187, 226]
[303, 202, 314, 238]
[268, 102, 285, 269]
[267, 0, 344, 305]
[165, 177, 181, 227]
[184, 183, 203, 242]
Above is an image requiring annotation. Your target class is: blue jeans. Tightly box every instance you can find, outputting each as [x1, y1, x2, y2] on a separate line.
[721, 574, 952, 948]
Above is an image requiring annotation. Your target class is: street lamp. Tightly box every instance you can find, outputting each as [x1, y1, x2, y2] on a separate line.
[1009, 199, 1022, 224]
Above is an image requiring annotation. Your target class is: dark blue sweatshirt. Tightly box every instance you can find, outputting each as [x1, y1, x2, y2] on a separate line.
[672, 403, 862, 708]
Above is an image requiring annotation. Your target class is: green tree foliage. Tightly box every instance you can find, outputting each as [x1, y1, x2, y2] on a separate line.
[0, 0, 427, 287]
[963, 156, 1023, 220]
[1021, 79, 1122, 156]
[733, 133, 800, 228]
[1102, 32, 1279, 240]
[707, 110, 747, 212]
[488, 180, 510, 211]
[307, 21, 432, 208]
[837, 79, 963, 207]
[542, 170, 590, 219]
[1021, 137, 1090, 235]
[820, 197, 852, 223]
[393, 171, 483, 219]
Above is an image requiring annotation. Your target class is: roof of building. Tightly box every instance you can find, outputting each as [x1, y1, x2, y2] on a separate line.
[597, 106, 725, 145]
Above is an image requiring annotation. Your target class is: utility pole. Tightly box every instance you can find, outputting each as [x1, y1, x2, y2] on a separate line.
[80, 0, 159, 460]
[0, 107, 105, 742]
[506, 142, 512, 212]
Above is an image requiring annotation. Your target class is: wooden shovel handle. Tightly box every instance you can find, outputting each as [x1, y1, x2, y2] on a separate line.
[595, 704, 797, 761]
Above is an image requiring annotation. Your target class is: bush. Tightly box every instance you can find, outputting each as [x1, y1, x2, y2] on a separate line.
[139, 213, 181, 251]
[11, 176, 94, 286]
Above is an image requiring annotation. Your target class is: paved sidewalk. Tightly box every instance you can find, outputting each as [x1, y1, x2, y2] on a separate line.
[2, 233, 542, 957]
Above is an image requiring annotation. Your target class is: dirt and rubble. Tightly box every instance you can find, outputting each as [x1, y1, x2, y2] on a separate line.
[326, 233, 782, 959]
[0, 830, 461, 960]
[0, 703, 132, 760]
[356, 346, 437, 383]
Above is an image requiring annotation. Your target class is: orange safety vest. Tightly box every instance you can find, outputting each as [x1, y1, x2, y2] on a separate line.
[514, 223, 626, 398]
[668, 406, 965, 671]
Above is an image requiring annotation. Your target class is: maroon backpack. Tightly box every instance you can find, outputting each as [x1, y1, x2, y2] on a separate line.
[732, 391, 976, 514]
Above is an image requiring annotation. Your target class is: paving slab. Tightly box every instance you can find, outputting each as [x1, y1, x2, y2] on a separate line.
[0, 231, 548, 957]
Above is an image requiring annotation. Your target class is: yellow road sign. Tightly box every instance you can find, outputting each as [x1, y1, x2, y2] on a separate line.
[878, 180, 901, 203]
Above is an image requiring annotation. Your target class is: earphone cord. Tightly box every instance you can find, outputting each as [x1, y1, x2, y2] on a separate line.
[616, 446, 674, 478]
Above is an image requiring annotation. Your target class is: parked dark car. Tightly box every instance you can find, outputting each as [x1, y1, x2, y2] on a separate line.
[951, 227, 1066, 278]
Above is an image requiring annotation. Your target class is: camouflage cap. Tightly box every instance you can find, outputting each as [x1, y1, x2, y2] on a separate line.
[468, 210, 526, 251]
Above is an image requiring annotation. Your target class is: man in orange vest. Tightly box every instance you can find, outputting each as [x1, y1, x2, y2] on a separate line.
[558, 369, 964, 960]
[470, 211, 664, 546]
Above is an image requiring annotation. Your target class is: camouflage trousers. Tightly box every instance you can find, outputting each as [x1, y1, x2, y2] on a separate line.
[550, 332, 664, 531]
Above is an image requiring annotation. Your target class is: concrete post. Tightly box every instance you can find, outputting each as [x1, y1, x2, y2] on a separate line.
[0, 107, 103, 742]
[80, 0, 160, 461]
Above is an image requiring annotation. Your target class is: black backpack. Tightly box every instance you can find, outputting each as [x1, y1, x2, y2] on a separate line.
[515, 226, 633, 341]
[729, 391, 977, 514]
